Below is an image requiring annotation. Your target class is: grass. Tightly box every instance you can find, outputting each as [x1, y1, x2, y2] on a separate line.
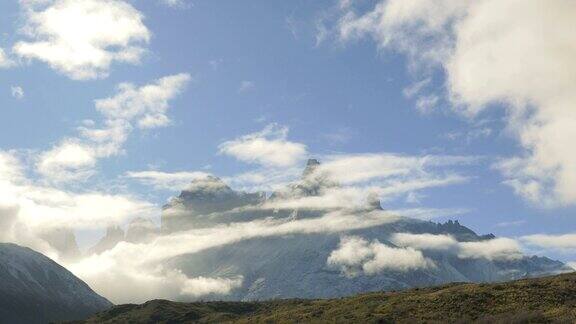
[74, 272, 576, 323]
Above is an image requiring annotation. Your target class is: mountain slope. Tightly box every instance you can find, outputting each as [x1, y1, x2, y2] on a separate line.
[75, 272, 576, 323]
[0, 243, 112, 324]
[156, 160, 570, 301]
[168, 219, 569, 301]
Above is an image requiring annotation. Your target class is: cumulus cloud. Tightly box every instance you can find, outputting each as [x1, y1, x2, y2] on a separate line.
[37, 74, 190, 182]
[14, 0, 150, 80]
[521, 233, 576, 251]
[126, 170, 211, 190]
[95, 73, 191, 129]
[334, 0, 576, 207]
[219, 123, 308, 168]
[391, 233, 522, 261]
[327, 236, 434, 276]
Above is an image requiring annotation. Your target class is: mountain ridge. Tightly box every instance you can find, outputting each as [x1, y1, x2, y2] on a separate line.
[0, 243, 112, 324]
[155, 160, 571, 301]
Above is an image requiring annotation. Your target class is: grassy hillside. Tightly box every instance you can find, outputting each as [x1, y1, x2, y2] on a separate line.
[75, 272, 576, 323]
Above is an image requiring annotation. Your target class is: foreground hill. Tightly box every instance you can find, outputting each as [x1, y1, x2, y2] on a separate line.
[0, 243, 112, 324]
[75, 272, 576, 323]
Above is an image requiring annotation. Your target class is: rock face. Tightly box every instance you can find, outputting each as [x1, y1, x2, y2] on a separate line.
[39, 228, 82, 261]
[0, 243, 112, 324]
[159, 160, 571, 301]
[88, 226, 125, 255]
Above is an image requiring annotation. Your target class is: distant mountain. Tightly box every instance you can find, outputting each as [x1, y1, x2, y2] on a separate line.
[0, 243, 112, 324]
[88, 217, 159, 256]
[157, 159, 571, 301]
[74, 272, 576, 323]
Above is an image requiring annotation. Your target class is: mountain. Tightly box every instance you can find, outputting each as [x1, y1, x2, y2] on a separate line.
[74, 271, 576, 323]
[39, 228, 82, 261]
[88, 218, 159, 255]
[0, 243, 112, 324]
[156, 160, 570, 302]
[161, 175, 266, 233]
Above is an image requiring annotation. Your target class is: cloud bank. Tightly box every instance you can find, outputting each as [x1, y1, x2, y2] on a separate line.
[334, 0, 576, 207]
[391, 233, 523, 261]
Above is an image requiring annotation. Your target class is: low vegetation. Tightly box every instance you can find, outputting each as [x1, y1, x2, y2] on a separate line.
[74, 272, 576, 323]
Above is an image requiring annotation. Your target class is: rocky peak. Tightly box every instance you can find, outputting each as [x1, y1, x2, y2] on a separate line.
[302, 159, 321, 178]
[162, 176, 266, 233]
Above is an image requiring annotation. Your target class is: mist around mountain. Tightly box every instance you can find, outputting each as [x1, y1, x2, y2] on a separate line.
[85, 159, 571, 303]
[74, 272, 576, 323]
[0, 243, 111, 324]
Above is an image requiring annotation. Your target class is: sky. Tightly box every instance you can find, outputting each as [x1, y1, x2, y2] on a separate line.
[1, 0, 576, 303]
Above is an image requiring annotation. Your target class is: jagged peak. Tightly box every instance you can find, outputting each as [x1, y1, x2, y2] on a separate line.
[302, 158, 321, 178]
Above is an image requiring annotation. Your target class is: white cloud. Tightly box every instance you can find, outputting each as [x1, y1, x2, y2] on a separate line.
[36, 141, 97, 182]
[95, 73, 191, 129]
[391, 233, 522, 261]
[126, 170, 211, 190]
[457, 238, 522, 261]
[37, 74, 190, 182]
[318, 153, 475, 185]
[68, 252, 242, 303]
[521, 233, 576, 250]
[65, 209, 403, 303]
[568, 262, 576, 271]
[238, 80, 255, 93]
[158, 0, 187, 8]
[258, 153, 472, 211]
[180, 276, 243, 297]
[11, 86, 25, 100]
[220, 151, 473, 211]
[327, 236, 434, 276]
[335, 0, 576, 207]
[0, 48, 15, 68]
[219, 124, 308, 168]
[14, 0, 150, 80]
[0, 150, 154, 251]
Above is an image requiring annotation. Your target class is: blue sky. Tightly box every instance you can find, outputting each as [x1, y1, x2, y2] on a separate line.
[1, 0, 575, 268]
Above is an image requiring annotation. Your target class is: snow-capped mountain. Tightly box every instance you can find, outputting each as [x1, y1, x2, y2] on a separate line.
[158, 159, 572, 301]
[0, 243, 112, 324]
